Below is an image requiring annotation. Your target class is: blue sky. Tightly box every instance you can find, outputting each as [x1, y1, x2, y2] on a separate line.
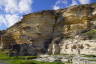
[0, 0, 96, 30]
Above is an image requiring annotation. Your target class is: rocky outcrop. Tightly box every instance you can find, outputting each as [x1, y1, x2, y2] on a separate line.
[1, 3, 96, 55]
[9, 43, 38, 56]
[0, 30, 6, 49]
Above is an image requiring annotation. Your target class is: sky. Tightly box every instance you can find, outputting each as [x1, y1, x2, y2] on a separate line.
[0, 0, 96, 30]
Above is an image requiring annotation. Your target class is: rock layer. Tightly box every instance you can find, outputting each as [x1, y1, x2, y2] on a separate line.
[0, 3, 96, 55]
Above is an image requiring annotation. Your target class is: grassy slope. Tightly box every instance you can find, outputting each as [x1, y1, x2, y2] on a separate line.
[1, 50, 96, 64]
[6, 60, 64, 64]
[0, 50, 65, 64]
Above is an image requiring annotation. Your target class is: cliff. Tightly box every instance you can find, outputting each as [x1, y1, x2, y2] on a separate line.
[0, 3, 96, 55]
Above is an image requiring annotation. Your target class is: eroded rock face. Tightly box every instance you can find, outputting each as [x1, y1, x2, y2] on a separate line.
[9, 43, 38, 56]
[60, 38, 96, 55]
[1, 3, 96, 55]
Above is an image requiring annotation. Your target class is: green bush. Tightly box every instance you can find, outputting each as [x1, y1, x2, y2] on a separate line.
[84, 29, 96, 39]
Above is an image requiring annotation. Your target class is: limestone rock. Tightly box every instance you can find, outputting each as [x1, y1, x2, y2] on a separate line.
[0, 3, 96, 55]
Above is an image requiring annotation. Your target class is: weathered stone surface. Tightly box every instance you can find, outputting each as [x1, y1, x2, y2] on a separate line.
[9, 43, 38, 56]
[0, 3, 96, 55]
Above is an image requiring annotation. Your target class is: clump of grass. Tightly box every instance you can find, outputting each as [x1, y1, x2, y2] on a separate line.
[0, 49, 37, 60]
[83, 29, 96, 39]
[87, 59, 96, 61]
[6, 60, 64, 64]
[82, 54, 96, 57]
[85, 29, 96, 35]
[0, 50, 11, 60]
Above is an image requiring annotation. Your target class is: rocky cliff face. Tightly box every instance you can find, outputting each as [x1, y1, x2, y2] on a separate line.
[1, 3, 96, 55]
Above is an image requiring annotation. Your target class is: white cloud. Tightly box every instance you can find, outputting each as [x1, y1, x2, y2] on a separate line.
[0, 0, 33, 29]
[5, 14, 22, 27]
[0, 14, 22, 27]
[4, 0, 18, 13]
[71, 0, 79, 6]
[19, 0, 32, 13]
[53, 0, 68, 10]
[0, 0, 5, 6]
[79, 0, 90, 4]
[53, 6, 60, 10]
[0, 15, 7, 26]
[53, 0, 91, 10]
[0, 0, 33, 14]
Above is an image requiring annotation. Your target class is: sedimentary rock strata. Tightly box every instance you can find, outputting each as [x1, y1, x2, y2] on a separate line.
[0, 3, 96, 55]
